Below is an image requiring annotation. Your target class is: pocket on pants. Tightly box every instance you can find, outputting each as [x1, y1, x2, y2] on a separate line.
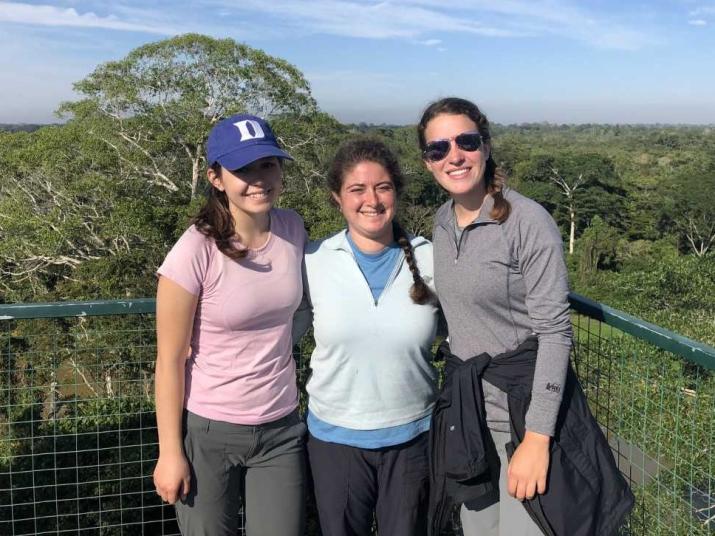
[283, 410, 308, 447]
[182, 411, 208, 462]
[260, 411, 307, 459]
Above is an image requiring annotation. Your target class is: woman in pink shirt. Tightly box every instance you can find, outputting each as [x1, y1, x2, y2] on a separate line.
[152, 114, 308, 536]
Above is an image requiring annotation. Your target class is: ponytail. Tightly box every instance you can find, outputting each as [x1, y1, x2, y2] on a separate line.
[192, 163, 248, 260]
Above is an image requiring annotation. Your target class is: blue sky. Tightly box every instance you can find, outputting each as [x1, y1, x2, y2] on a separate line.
[1, 0, 714, 125]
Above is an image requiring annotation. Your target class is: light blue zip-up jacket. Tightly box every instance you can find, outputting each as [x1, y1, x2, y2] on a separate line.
[294, 229, 440, 430]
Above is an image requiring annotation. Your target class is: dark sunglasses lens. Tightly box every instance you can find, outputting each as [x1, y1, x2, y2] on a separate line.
[424, 140, 450, 161]
[455, 132, 481, 151]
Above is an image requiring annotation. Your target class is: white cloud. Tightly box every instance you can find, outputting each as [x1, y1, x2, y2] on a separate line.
[0, 2, 176, 34]
[2, 1, 654, 51]
[225, 0, 522, 39]
[689, 5, 715, 17]
[221, 0, 653, 50]
[688, 19, 708, 25]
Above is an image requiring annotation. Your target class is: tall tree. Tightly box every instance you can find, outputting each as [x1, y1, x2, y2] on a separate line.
[0, 123, 173, 302]
[660, 159, 715, 257]
[59, 34, 317, 199]
[0, 35, 331, 302]
[548, 166, 587, 254]
[512, 152, 627, 245]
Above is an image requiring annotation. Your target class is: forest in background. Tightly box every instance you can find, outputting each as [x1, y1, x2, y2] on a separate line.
[0, 33, 713, 536]
[0, 33, 713, 347]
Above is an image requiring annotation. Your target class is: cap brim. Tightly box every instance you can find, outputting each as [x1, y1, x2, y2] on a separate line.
[214, 144, 294, 171]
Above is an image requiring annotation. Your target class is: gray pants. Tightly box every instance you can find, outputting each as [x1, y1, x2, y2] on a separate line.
[460, 429, 542, 536]
[175, 410, 307, 536]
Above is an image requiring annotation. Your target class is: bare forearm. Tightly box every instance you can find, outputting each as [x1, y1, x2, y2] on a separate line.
[155, 356, 186, 456]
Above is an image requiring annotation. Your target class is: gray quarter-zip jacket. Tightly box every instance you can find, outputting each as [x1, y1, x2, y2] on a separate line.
[432, 187, 572, 436]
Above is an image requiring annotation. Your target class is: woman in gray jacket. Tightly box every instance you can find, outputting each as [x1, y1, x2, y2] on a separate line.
[418, 97, 573, 535]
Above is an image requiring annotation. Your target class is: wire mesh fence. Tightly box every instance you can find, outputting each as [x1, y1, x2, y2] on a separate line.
[571, 296, 715, 536]
[1, 296, 713, 535]
[1, 312, 172, 536]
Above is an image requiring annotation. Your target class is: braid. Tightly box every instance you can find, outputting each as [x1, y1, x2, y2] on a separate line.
[485, 156, 511, 223]
[393, 221, 436, 305]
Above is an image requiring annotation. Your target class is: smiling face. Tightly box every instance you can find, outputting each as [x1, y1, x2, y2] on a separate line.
[207, 157, 282, 220]
[333, 160, 396, 252]
[423, 113, 490, 202]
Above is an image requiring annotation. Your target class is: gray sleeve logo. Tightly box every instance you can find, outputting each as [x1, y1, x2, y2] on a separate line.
[546, 382, 561, 394]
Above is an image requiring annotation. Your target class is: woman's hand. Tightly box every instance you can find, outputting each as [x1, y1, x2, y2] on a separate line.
[507, 430, 550, 501]
[153, 451, 191, 504]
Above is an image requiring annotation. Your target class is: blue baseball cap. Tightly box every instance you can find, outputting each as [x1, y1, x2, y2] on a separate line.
[206, 113, 293, 170]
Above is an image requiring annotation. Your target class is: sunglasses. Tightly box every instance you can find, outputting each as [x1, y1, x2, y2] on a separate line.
[422, 131, 483, 162]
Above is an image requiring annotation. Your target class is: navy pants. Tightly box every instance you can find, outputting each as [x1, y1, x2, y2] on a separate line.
[307, 432, 429, 536]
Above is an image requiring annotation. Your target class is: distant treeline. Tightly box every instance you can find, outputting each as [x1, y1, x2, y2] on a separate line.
[3, 121, 712, 135]
[0, 123, 52, 133]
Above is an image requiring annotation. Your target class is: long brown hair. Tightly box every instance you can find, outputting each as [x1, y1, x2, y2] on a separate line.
[417, 97, 511, 223]
[327, 138, 436, 305]
[192, 163, 248, 260]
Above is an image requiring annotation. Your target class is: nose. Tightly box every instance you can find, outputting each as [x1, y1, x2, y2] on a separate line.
[366, 188, 379, 205]
[446, 140, 465, 163]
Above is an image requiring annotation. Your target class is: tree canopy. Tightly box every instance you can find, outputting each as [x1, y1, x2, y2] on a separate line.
[59, 34, 317, 198]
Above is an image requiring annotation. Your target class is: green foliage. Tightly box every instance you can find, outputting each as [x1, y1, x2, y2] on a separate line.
[512, 151, 627, 235]
[574, 254, 715, 346]
[576, 216, 620, 279]
[573, 321, 715, 535]
[0, 397, 170, 536]
[659, 158, 715, 256]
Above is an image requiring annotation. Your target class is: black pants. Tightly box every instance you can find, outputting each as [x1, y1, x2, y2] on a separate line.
[307, 432, 429, 536]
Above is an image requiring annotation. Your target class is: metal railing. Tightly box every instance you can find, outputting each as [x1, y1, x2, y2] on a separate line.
[569, 295, 714, 535]
[1, 295, 713, 535]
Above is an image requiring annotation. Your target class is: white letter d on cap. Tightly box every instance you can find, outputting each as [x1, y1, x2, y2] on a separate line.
[233, 120, 266, 141]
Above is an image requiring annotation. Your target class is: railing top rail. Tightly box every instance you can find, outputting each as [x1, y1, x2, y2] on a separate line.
[1, 294, 713, 370]
[0, 298, 155, 319]
[569, 292, 715, 371]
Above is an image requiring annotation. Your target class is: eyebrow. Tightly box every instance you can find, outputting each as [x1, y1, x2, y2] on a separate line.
[344, 180, 393, 188]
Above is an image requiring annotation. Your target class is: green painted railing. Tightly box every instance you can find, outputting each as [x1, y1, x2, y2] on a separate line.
[0, 299, 156, 320]
[569, 293, 715, 371]
[1, 295, 713, 535]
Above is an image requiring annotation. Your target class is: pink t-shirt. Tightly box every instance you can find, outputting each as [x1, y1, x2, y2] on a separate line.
[157, 208, 307, 425]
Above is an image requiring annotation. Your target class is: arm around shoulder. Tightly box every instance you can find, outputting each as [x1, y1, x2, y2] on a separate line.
[291, 258, 313, 345]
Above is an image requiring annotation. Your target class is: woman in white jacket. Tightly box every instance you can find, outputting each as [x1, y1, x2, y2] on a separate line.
[295, 138, 440, 536]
